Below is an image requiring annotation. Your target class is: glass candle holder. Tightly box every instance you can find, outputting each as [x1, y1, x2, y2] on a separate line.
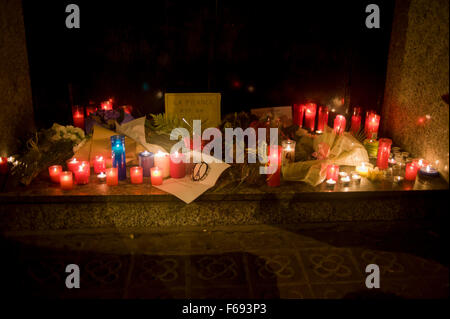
[94, 155, 106, 174]
[326, 179, 336, 189]
[351, 172, 361, 185]
[106, 167, 119, 186]
[376, 138, 392, 170]
[292, 104, 306, 127]
[304, 103, 317, 132]
[281, 139, 296, 165]
[350, 107, 361, 134]
[72, 105, 85, 130]
[317, 106, 329, 132]
[154, 151, 170, 178]
[130, 166, 143, 184]
[365, 112, 380, 140]
[340, 175, 351, 187]
[48, 165, 62, 183]
[66, 158, 80, 173]
[111, 135, 127, 181]
[151, 167, 163, 186]
[401, 152, 410, 162]
[170, 151, 186, 179]
[97, 172, 107, 183]
[59, 171, 73, 190]
[139, 151, 154, 177]
[74, 161, 90, 185]
[0, 157, 8, 174]
[333, 115, 346, 135]
[326, 164, 339, 181]
[405, 162, 418, 181]
[267, 145, 282, 187]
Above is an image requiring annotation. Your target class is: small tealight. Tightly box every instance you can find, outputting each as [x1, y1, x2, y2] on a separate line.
[393, 176, 404, 183]
[351, 172, 361, 185]
[339, 172, 348, 178]
[97, 172, 107, 183]
[326, 178, 336, 189]
[340, 175, 351, 187]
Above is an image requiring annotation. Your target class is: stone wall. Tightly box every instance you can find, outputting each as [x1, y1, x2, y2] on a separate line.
[382, 0, 449, 180]
[0, 0, 35, 156]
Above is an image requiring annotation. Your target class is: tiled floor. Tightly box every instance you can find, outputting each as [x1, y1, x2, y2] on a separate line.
[1, 223, 448, 299]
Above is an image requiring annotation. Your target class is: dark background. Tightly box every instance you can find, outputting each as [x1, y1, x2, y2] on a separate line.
[22, 0, 395, 129]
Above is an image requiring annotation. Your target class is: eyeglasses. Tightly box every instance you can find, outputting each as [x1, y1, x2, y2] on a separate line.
[191, 162, 210, 182]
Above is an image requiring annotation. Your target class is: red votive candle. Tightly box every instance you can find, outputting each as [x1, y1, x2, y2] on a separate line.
[293, 104, 306, 127]
[405, 162, 418, 181]
[326, 164, 339, 181]
[0, 157, 8, 174]
[303, 103, 317, 132]
[67, 158, 80, 173]
[333, 115, 346, 135]
[267, 145, 282, 187]
[48, 165, 62, 183]
[59, 171, 73, 190]
[130, 166, 143, 184]
[317, 106, 329, 132]
[151, 167, 163, 186]
[365, 112, 380, 140]
[170, 151, 186, 179]
[94, 155, 106, 174]
[376, 138, 392, 170]
[74, 161, 90, 185]
[72, 105, 85, 130]
[106, 167, 118, 186]
[350, 107, 362, 134]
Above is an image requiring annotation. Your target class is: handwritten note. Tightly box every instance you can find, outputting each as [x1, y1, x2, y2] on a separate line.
[165, 93, 221, 127]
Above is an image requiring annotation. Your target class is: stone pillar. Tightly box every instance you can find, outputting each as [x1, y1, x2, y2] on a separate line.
[0, 0, 35, 157]
[382, 0, 449, 180]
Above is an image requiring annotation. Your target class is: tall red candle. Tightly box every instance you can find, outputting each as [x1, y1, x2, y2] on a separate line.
[48, 165, 62, 183]
[293, 104, 306, 127]
[170, 151, 186, 179]
[74, 161, 90, 184]
[94, 155, 106, 174]
[365, 112, 380, 140]
[72, 105, 85, 130]
[267, 145, 282, 187]
[376, 138, 392, 170]
[326, 164, 339, 181]
[0, 157, 8, 174]
[333, 115, 346, 135]
[304, 103, 317, 132]
[350, 107, 361, 134]
[130, 166, 143, 184]
[317, 106, 329, 132]
[405, 162, 418, 181]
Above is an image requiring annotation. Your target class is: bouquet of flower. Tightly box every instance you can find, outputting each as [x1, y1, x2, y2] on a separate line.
[7, 124, 87, 187]
[85, 109, 134, 134]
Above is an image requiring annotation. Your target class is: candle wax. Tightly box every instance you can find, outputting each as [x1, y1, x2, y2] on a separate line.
[60, 171, 73, 190]
[130, 166, 144, 184]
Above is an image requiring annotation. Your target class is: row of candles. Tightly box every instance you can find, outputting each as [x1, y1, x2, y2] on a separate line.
[48, 134, 187, 190]
[292, 103, 380, 138]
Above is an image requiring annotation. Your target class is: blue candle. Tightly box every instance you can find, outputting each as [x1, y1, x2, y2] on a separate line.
[111, 135, 127, 181]
[139, 151, 154, 177]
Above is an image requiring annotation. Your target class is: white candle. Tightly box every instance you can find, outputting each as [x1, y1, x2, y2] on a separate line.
[154, 151, 170, 178]
[326, 178, 336, 189]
